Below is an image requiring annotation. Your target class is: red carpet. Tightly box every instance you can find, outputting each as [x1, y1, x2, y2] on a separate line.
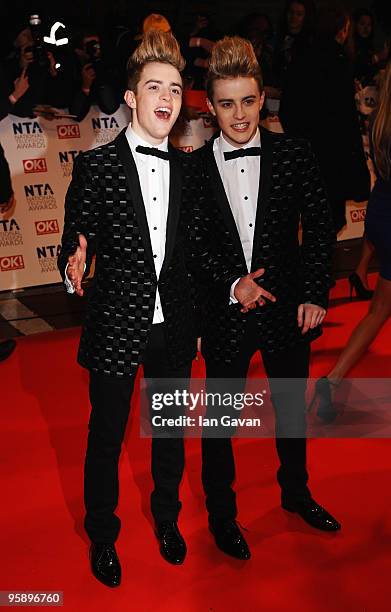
[1, 275, 391, 611]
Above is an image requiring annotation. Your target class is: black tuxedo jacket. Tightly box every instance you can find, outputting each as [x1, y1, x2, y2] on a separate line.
[182, 128, 335, 364]
[58, 128, 197, 377]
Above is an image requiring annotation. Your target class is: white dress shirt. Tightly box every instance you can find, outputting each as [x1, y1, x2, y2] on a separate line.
[213, 129, 261, 301]
[125, 125, 169, 323]
[65, 124, 170, 324]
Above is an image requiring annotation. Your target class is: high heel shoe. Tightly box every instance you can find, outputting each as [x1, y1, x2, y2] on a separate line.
[348, 272, 374, 301]
[309, 377, 338, 424]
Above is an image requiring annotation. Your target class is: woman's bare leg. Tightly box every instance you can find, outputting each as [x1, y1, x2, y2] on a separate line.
[328, 276, 391, 383]
[355, 237, 375, 289]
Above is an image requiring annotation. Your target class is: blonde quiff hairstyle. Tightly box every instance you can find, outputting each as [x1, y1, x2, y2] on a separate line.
[127, 30, 185, 92]
[206, 36, 263, 101]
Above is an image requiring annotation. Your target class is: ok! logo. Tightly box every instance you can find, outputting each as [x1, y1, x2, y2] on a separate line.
[23, 158, 47, 173]
[57, 124, 80, 139]
[0, 255, 25, 271]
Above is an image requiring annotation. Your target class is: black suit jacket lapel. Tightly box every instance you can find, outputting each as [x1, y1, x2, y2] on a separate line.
[205, 140, 247, 269]
[250, 127, 273, 271]
[115, 129, 154, 268]
[160, 144, 182, 276]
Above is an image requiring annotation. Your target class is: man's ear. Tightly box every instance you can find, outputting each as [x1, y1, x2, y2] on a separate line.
[206, 97, 216, 116]
[124, 89, 136, 109]
[259, 91, 266, 113]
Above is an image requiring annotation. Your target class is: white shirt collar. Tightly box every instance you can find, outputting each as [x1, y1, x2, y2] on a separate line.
[214, 128, 261, 154]
[125, 124, 168, 153]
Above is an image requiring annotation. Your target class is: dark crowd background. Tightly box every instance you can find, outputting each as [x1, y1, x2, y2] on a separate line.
[1, 0, 391, 230]
[0, 0, 390, 120]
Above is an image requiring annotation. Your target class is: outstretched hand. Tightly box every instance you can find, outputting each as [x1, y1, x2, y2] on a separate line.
[234, 268, 276, 313]
[67, 233, 87, 296]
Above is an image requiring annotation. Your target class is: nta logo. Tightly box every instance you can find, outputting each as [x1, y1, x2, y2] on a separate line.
[36, 244, 61, 258]
[0, 255, 25, 271]
[58, 150, 82, 163]
[92, 116, 119, 130]
[23, 158, 47, 173]
[13, 121, 42, 135]
[24, 184, 54, 197]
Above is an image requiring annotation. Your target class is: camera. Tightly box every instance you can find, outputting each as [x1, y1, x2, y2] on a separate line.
[27, 14, 50, 71]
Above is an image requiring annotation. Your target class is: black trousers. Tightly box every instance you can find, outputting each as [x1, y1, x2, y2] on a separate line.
[84, 324, 191, 544]
[203, 315, 311, 525]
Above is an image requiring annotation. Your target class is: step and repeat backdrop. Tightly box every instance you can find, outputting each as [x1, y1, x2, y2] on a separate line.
[0, 103, 368, 291]
[0, 106, 215, 291]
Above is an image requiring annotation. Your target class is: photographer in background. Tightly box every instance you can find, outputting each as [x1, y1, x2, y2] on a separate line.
[3, 20, 70, 118]
[69, 28, 120, 122]
[184, 10, 219, 90]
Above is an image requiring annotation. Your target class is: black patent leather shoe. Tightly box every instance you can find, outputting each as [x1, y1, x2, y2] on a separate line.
[210, 520, 251, 560]
[282, 498, 341, 532]
[155, 521, 186, 564]
[309, 377, 339, 424]
[89, 543, 121, 587]
[0, 339, 16, 362]
[348, 272, 374, 301]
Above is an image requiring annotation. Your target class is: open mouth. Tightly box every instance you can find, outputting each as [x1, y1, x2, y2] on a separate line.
[231, 122, 250, 131]
[155, 107, 172, 120]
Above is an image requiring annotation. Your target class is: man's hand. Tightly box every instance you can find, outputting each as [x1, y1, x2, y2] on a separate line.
[297, 303, 326, 335]
[67, 233, 87, 296]
[234, 268, 276, 313]
[82, 63, 96, 90]
[12, 68, 29, 101]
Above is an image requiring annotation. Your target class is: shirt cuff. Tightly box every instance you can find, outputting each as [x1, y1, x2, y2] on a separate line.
[229, 278, 240, 304]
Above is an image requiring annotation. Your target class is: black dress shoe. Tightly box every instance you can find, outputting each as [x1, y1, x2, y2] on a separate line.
[155, 521, 186, 564]
[282, 498, 341, 532]
[89, 543, 121, 587]
[0, 339, 16, 362]
[210, 520, 251, 560]
[309, 377, 339, 424]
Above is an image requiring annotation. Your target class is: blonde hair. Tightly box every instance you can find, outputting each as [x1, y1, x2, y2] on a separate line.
[142, 13, 171, 34]
[127, 31, 185, 91]
[373, 61, 391, 180]
[206, 36, 263, 101]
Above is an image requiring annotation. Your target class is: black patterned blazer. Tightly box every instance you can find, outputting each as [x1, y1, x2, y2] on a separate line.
[181, 127, 335, 364]
[58, 128, 198, 377]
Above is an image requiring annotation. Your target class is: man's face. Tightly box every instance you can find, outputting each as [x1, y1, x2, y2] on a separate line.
[357, 15, 372, 39]
[124, 61, 182, 145]
[207, 77, 264, 148]
[287, 2, 306, 34]
[82, 35, 101, 59]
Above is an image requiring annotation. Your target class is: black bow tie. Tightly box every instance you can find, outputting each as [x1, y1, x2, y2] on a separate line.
[224, 147, 261, 161]
[135, 145, 170, 161]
